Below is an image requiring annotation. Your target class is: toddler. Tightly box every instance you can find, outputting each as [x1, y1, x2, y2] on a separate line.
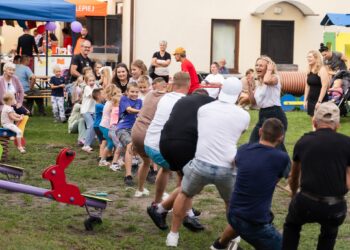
[92, 88, 106, 160]
[137, 75, 151, 101]
[1, 93, 26, 153]
[50, 65, 66, 122]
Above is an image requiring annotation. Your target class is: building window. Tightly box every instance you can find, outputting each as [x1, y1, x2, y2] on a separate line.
[86, 15, 122, 59]
[211, 19, 240, 73]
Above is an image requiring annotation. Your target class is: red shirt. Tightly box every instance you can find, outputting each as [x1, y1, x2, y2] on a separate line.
[181, 59, 200, 93]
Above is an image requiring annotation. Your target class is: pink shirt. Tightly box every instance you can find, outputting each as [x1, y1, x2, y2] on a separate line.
[1, 104, 15, 126]
[110, 106, 119, 126]
[99, 101, 112, 128]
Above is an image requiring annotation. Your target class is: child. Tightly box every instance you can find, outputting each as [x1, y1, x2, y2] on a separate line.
[137, 75, 151, 101]
[99, 85, 121, 166]
[99, 66, 113, 89]
[1, 93, 25, 153]
[81, 73, 97, 153]
[117, 82, 142, 186]
[50, 65, 66, 122]
[238, 68, 255, 109]
[109, 93, 123, 171]
[92, 88, 106, 160]
[328, 79, 343, 102]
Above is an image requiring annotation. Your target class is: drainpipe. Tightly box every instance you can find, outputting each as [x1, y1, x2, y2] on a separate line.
[129, 0, 134, 67]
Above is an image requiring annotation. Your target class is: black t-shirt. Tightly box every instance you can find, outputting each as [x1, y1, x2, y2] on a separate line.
[17, 34, 38, 57]
[152, 51, 171, 61]
[293, 128, 350, 197]
[160, 94, 214, 143]
[50, 76, 65, 97]
[69, 54, 94, 82]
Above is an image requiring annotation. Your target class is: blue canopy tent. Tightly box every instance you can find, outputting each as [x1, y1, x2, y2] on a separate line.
[0, 0, 75, 22]
[320, 13, 350, 27]
[0, 0, 76, 75]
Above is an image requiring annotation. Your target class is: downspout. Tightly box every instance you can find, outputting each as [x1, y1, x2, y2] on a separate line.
[129, 0, 134, 67]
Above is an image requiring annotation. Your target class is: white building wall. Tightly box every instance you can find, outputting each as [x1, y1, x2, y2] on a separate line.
[123, 0, 350, 74]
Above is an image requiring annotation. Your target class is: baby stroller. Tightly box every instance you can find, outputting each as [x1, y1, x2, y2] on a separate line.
[330, 70, 350, 116]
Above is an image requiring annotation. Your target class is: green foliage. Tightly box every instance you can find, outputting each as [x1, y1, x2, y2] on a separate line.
[0, 111, 349, 249]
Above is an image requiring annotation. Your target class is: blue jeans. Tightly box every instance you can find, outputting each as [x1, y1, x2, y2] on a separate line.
[82, 112, 95, 147]
[228, 214, 282, 250]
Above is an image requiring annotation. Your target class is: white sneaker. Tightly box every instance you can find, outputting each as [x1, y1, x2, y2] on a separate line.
[166, 232, 179, 247]
[99, 160, 110, 167]
[109, 163, 121, 171]
[134, 188, 150, 198]
[82, 146, 93, 153]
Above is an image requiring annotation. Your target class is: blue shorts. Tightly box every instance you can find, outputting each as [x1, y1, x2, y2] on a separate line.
[99, 126, 114, 150]
[94, 127, 105, 144]
[144, 145, 170, 169]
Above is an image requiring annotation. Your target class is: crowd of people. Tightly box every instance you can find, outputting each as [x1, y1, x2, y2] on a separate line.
[2, 31, 350, 249]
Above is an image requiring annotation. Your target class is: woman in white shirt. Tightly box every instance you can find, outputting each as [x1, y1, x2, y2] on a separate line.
[201, 62, 224, 98]
[249, 56, 289, 173]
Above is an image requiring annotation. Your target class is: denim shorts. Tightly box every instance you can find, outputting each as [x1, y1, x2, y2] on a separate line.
[144, 145, 170, 169]
[181, 158, 236, 202]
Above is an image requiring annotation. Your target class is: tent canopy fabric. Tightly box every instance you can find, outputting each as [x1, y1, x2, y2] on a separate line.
[67, 0, 107, 17]
[0, 0, 76, 22]
[320, 13, 350, 27]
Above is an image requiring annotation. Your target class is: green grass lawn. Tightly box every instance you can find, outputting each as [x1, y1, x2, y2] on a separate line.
[0, 110, 349, 250]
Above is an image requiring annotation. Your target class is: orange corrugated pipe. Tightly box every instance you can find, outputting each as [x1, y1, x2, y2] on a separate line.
[279, 71, 306, 96]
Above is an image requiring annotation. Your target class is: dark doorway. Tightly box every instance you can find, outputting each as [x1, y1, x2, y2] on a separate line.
[261, 21, 294, 64]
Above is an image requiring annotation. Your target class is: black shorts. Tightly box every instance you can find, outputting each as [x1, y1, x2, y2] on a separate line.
[159, 139, 196, 172]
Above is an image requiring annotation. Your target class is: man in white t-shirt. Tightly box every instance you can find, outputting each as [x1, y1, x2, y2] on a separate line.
[144, 72, 190, 204]
[165, 77, 250, 247]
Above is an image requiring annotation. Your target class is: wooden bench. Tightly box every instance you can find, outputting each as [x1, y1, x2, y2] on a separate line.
[24, 89, 51, 99]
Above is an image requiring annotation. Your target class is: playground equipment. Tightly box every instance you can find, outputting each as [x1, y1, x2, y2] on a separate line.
[0, 148, 111, 230]
[279, 71, 306, 111]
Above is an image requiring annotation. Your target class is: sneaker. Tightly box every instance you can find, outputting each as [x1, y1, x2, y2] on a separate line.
[82, 146, 93, 153]
[98, 160, 110, 167]
[17, 147, 26, 153]
[166, 232, 179, 247]
[147, 205, 168, 230]
[182, 216, 204, 232]
[134, 188, 150, 198]
[146, 170, 157, 184]
[192, 208, 201, 217]
[210, 237, 227, 250]
[109, 163, 121, 171]
[124, 175, 134, 186]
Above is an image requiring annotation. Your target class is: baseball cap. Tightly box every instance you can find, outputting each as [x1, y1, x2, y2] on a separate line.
[218, 77, 242, 104]
[314, 102, 340, 124]
[173, 47, 186, 55]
